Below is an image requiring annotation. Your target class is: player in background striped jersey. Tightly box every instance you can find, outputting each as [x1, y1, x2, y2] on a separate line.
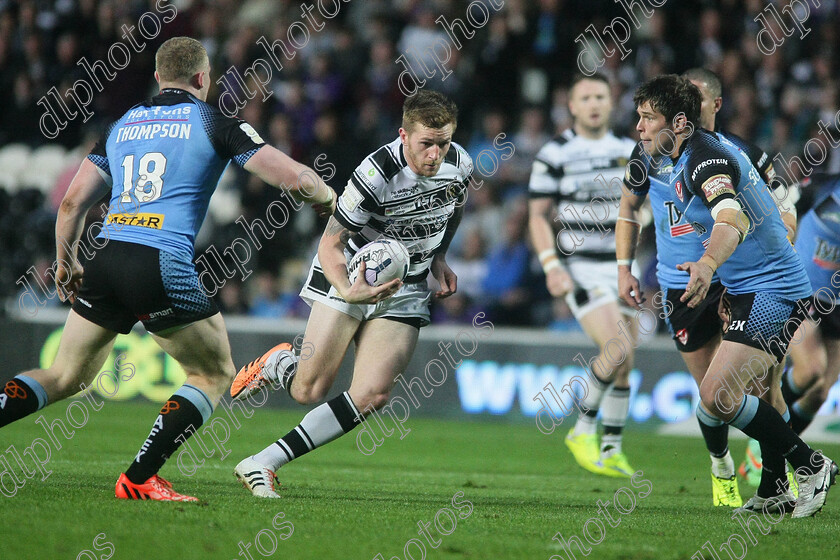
[528, 73, 639, 478]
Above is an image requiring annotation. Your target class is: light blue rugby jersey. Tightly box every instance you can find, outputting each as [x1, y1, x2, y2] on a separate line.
[625, 130, 780, 291]
[662, 129, 810, 299]
[624, 143, 706, 289]
[87, 88, 265, 257]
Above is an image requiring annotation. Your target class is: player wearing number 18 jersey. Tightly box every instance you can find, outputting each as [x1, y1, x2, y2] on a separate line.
[0, 37, 336, 502]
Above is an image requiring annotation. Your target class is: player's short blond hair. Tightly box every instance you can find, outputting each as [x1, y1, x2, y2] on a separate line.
[402, 90, 458, 132]
[155, 37, 209, 83]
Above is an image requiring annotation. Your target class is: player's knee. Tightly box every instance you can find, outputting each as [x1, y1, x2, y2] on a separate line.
[698, 384, 715, 409]
[796, 351, 827, 387]
[182, 357, 235, 389]
[814, 350, 828, 376]
[699, 379, 730, 417]
[201, 350, 236, 380]
[793, 352, 828, 387]
[218, 360, 237, 383]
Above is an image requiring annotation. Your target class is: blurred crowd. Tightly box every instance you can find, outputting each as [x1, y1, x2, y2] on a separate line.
[2, 0, 840, 329]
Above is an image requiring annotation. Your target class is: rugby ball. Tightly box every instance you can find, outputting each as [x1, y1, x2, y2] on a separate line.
[347, 239, 411, 287]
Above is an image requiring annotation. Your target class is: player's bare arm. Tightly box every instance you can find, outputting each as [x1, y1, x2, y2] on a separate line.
[616, 191, 645, 308]
[55, 158, 111, 302]
[677, 191, 748, 308]
[318, 216, 400, 304]
[528, 196, 573, 297]
[244, 145, 336, 216]
[430, 198, 463, 299]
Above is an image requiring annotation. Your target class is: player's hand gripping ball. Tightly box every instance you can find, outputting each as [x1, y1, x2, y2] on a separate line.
[348, 239, 411, 287]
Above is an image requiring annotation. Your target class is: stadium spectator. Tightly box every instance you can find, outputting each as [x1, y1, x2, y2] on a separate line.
[0, 0, 838, 329]
[249, 271, 298, 319]
[482, 197, 532, 326]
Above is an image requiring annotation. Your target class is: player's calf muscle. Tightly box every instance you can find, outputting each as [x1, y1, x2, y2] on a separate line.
[289, 376, 331, 404]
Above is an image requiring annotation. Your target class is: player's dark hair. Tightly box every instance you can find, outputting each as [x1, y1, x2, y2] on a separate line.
[156, 37, 209, 83]
[402, 90, 458, 131]
[633, 74, 701, 128]
[571, 72, 610, 90]
[681, 68, 722, 99]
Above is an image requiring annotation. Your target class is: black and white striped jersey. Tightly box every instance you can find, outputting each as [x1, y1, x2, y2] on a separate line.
[334, 137, 474, 282]
[529, 129, 635, 259]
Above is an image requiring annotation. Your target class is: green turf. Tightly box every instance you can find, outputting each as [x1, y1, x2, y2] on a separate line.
[0, 401, 838, 560]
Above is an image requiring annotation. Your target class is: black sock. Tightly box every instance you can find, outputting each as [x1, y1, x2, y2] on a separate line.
[734, 397, 823, 476]
[789, 404, 814, 435]
[272, 393, 360, 466]
[125, 395, 205, 484]
[780, 366, 802, 408]
[757, 441, 787, 498]
[697, 417, 729, 457]
[0, 377, 45, 428]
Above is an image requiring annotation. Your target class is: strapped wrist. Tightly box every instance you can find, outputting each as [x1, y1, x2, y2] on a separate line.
[542, 258, 561, 274]
[699, 254, 719, 272]
[616, 216, 641, 227]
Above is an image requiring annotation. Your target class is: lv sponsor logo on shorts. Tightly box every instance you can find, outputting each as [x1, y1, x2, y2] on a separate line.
[107, 212, 165, 229]
[728, 320, 746, 331]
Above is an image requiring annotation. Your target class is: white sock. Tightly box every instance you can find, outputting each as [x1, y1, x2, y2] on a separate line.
[600, 385, 630, 455]
[573, 375, 610, 435]
[710, 449, 735, 479]
[253, 392, 360, 471]
[263, 347, 298, 391]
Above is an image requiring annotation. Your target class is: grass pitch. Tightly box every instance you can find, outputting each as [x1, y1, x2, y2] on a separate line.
[0, 400, 838, 560]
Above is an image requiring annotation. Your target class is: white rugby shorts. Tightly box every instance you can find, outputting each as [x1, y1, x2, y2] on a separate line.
[564, 258, 639, 321]
[299, 255, 432, 327]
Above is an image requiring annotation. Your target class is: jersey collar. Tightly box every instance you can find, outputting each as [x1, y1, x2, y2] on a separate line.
[676, 132, 691, 160]
[398, 142, 408, 167]
[158, 88, 191, 96]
